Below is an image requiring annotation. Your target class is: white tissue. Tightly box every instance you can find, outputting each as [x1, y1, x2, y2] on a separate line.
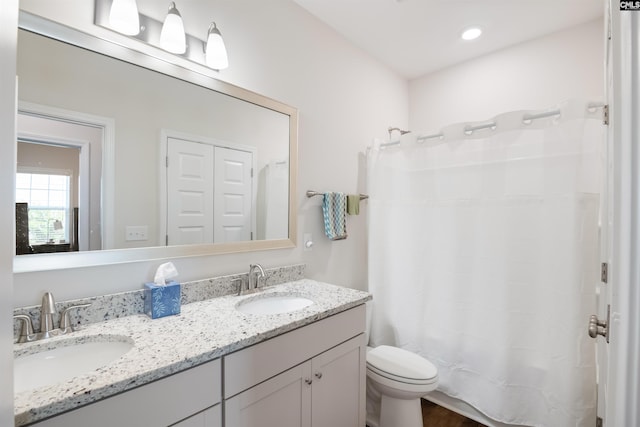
[153, 262, 179, 286]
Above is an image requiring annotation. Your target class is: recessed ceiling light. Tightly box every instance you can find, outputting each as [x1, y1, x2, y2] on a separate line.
[461, 27, 482, 41]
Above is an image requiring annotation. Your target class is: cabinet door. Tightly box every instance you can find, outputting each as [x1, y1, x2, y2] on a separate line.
[225, 362, 312, 427]
[171, 405, 221, 427]
[311, 334, 366, 427]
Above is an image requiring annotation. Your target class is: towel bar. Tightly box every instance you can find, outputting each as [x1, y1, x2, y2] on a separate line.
[306, 190, 369, 200]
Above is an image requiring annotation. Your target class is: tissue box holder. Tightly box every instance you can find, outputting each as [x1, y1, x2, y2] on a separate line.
[144, 281, 181, 319]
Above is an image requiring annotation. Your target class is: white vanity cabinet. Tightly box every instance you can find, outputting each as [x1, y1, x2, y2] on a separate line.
[224, 305, 366, 427]
[26, 304, 366, 427]
[31, 358, 222, 427]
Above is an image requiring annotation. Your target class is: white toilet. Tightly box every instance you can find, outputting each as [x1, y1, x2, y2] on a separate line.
[365, 304, 439, 427]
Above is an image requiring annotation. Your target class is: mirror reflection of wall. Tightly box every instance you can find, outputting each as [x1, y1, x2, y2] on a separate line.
[16, 27, 291, 254]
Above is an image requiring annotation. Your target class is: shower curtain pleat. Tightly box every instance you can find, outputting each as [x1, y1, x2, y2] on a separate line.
[367, 100, 602, 427]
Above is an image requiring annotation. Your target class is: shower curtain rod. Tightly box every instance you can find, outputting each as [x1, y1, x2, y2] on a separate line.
[378, 102, 604, 149]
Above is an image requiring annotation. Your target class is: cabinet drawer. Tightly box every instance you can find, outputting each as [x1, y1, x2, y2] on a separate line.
[32, 358, 221, 427]
[224, 305, 365, 398]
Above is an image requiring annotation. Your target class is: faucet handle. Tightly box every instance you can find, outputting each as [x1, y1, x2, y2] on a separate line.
[13, 314, 35, 343]
[256, 274, 266, 289]
[59, 303, 92, 334]
[233, 278, 245, 296]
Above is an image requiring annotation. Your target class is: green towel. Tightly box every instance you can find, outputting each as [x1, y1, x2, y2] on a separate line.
[347, 194, 360, 215]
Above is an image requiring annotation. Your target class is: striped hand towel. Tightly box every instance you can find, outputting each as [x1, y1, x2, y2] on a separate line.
[322, 192, 348, 240]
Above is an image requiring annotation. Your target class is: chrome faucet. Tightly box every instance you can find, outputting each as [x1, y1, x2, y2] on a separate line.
[248, 264, 266, 291]
[13, 292, 91, 343]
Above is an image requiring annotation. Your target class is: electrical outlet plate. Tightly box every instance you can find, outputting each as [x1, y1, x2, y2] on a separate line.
[125, 225, 148, 241]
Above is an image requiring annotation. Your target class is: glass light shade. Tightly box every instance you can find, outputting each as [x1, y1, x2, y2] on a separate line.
[160, 2, 186, 54]
[109, 0, 140, 35]
[205, 23, 228, 70]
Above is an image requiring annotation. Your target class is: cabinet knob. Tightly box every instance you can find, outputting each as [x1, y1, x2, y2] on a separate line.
[314, 372, 322, 379]
[304, 378, 313, 385]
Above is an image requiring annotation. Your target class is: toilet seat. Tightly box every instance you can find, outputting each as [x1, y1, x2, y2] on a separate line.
[367, 345, 438, 385]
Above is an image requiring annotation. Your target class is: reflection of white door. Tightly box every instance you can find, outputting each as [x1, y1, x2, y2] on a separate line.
[214, 147, 253, 242]
[163, 131, 256, 245]
[166, 138, 214, 245]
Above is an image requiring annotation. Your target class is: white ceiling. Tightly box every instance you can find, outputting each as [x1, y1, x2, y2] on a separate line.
[293, 0, 604, 79]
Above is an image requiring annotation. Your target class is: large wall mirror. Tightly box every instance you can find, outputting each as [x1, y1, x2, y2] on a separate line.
[14, 12, 298, 273]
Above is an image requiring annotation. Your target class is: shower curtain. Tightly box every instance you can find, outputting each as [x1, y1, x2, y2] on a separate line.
[367, 100, 602, 427]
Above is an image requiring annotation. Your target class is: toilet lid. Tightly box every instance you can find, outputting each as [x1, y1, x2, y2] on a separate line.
[367, 345, 438, 383]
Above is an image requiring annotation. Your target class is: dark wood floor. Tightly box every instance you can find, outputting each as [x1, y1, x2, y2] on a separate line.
[422, 399, 487, 427]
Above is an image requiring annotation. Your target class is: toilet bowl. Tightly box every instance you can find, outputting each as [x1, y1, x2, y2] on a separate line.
[365, 301, 438, 427]
[365, 345, 438, 427]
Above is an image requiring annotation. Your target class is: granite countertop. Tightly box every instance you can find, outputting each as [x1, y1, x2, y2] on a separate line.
[14, 279, 371, 426]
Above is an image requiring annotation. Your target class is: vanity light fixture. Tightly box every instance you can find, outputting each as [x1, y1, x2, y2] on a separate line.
[108, 0, 140, 35]
[160, 2, 187, 54]
[461, 27, 482, 41]
[95, 0, 229, 71]
[205, 22, 229, 70]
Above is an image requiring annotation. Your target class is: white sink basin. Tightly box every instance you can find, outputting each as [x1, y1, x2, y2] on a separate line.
[14, 337, 133, 393]
[236, 294, 314, 315]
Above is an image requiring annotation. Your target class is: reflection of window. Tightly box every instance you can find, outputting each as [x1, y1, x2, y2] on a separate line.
[16, 171, 70, 245]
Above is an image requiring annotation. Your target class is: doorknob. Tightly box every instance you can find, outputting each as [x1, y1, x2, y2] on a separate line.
[588, 305, 610, 343]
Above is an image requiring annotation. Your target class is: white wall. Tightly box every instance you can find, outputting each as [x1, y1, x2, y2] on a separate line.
[13, 0, 408, 306]
[0, 0, 17, 423]
[409, 19, 604, 132]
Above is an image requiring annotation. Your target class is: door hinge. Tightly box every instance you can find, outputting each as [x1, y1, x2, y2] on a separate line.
[166, 156, 169, 168]
[601, 262, 608, 284]
[250, 231, 253, 240]
[251, 168, 254, 178]
[597, 416, 603, 427]
[603, 104, 609, 126]
[165, 235, 168, 246]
